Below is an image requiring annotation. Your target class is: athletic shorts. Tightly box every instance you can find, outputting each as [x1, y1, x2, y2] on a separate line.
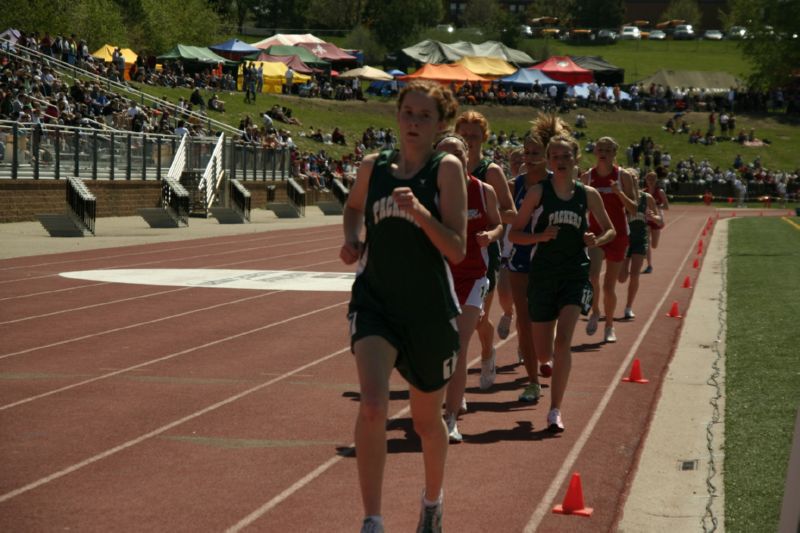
[528, 277, 593, 322]
[600, 233, 630, 263]
[627, 229, 648, 257]
[486, 241, 500, 292]
[507, 243, 533, 274]
[453, 275, 490, 310]
[348, 308, 459, 392]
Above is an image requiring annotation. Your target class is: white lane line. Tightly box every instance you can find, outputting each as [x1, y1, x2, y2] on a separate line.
[225, 335, 518, 532]
[0, 291, 280, 361]
[0, 300, 348, 411]
[0, 287, 191, 325]
[0, 227, 340, 272]
[0, 282, 107, 302]
[0, 256, 342, 327]
[522, 214, 702, 532]
[0, 341, 351, 504]
[0, 237, 340, 286]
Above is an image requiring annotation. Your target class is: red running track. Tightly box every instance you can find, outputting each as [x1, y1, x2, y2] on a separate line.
[0, 206, 757, 532]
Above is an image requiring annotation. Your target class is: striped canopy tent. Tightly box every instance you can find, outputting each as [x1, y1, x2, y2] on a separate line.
[251, 33, 325, 49]
[259, 45, 329, 68]
[455, 56, 516, 77]
[157, 44, 235, 65]
[249, 52, 317, 75]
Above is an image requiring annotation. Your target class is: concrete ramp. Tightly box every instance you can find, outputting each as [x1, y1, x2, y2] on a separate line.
[210, 207, 248, 224]
[138, 208, 186, 228]
[36, 213, 92, 237]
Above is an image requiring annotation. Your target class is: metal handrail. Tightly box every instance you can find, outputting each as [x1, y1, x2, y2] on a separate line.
[200, 133, 225, 209]
[167, 133, 189, 180]
[0, 38, 240, 137]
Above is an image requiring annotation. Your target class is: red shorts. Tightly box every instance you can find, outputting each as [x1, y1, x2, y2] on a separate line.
[601, 233, 629, 262]
[647, 221, 663, 230]
[453, 275, 490, 309]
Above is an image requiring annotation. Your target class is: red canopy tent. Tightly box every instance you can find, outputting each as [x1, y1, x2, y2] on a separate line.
[296, 42, 356, 62]
[250, 52, 317, 75]
[529, 56, 593, 85]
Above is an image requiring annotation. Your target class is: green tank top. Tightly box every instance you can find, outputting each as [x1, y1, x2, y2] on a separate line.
[350, 150, 460, 321]
[530, 179, 590, 280]
[471, 158, 492, 181]
[628, 192, 649, 235]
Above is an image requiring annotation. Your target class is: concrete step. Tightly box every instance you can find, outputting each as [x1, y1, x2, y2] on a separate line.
[316, 201, 344, 216]
[138, 208, 187, 228]
[36, 213, 92, 237]
[266, 202, 302, 219]
[210, 207, 248, 224]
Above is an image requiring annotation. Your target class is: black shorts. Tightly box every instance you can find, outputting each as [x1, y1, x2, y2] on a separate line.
[627, 227, 649, 257]
[528, 277, 592, 322]
[348, 308, 459, 392]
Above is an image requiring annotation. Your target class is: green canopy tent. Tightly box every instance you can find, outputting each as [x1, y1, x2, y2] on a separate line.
[157, 44, 236, 65]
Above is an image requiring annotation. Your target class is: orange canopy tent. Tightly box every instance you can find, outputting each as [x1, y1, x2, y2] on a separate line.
[399, 63, 489, 87]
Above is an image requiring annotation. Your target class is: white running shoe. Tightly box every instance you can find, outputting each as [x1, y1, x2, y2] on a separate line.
[416, 493, 443, 533]
[497, 314, 512, 340]
[624, 307, 635, 320]
[361, 517, 384, 533]
[547, 408, 565, 433]
[459, 397, 468, 414]
[479, 349, 497, 390]
[445, 413, 462, 444]
[586, 313, 599, 336]
[604, 326, 617, 343]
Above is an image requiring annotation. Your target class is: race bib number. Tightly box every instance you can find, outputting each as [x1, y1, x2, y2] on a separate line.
[580, 282, 594, 316]
[443, 354, 457, 380]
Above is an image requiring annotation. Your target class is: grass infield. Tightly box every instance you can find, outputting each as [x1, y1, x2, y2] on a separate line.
[725, 216, 800, 532]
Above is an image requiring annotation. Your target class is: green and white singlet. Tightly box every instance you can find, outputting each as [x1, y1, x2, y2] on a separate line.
[530, 179, 590, 281]
[627, 192, 650, 256]
[471, 158, 501, 290]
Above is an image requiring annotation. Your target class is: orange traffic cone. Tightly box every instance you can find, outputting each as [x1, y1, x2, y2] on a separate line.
[702, 228, 707, 237]
[682, 276, 692, 288]
[622, 359, 649, 384]
[553, 472, 594, 517]
[697, 240, 703, 254]
[693, 258, 700, 269]
[666, 301, 682, 318]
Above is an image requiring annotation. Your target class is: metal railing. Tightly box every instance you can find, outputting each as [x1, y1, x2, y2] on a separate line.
[66, 176, 96, 234]
[199, 133, 225, 210]
[162, 177, 190, 226]
[331, 178, 350, 206]
[167, 133, 188, 180]
[229, 179, 251, 222]
[0, 122, 288, 181]
[286, 177, 306, 217]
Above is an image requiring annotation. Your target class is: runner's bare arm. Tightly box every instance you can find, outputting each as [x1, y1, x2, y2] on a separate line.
[485, 163, 517, 224]
[340, 154, 376, 264]
[509, 184, 555, 245]
[394, 154, 467, 263]
[585, 186, 616, 247]
[476, 183, 503, 247]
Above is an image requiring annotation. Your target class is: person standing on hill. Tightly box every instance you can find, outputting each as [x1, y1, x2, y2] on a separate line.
[510, 135, 615, 433]
[581, 137, 637, 343]
[341, 80, 466, 533]
[454, 111, 516, 391]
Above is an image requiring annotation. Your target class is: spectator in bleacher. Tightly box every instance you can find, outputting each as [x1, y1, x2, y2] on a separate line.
[174, 119, 189, 138]
[207, 93, 225, 112]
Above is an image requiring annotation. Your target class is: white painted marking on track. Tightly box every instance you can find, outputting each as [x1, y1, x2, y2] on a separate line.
[523, 213, 699, 532]
[60, 269, 355, 292]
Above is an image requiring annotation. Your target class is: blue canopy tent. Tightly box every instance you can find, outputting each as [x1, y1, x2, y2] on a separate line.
[367, 70, 407, 96]
[209, 38, 261, 60]
[499, 68, 564, 90]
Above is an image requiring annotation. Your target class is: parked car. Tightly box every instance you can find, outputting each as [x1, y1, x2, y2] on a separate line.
[596, 28, 618, 43]
[703, 29, 724, 40]
[620, 25, 642, 40]
[648, 29, 667, 40]
[436, 24, 454, 34]
[673, 24, 695, 40]
[727, 26, 748, 39]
